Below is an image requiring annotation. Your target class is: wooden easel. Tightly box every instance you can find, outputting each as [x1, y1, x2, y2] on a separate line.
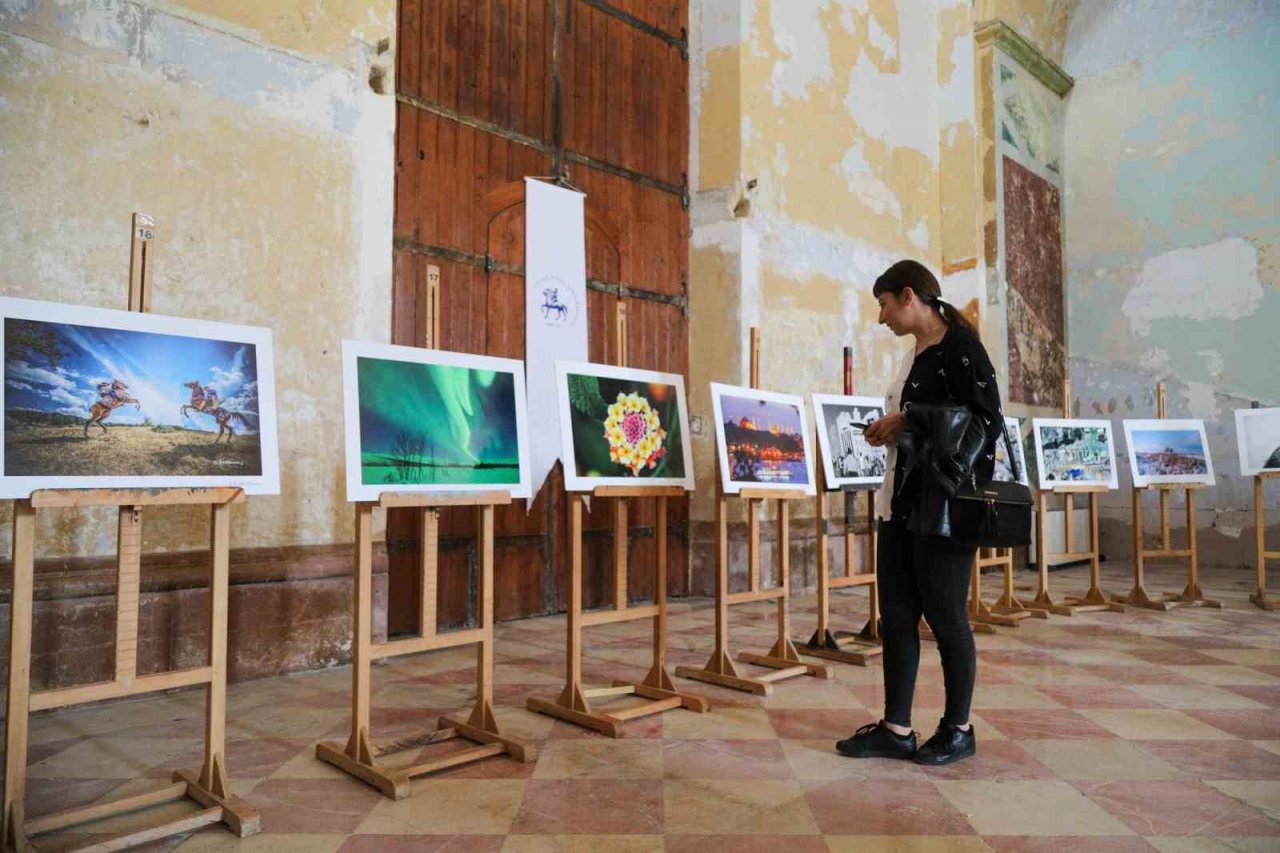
[969, 548, 1040, 628]
[3, 214, 260, 851]
[676, 328, 832, 695]
[1253, 471, 1279, 611]
[1115, 383, 1219, 611]
[526, 302, 709, 736]
[1026, 380, 1125, 617]
[796, 347, 881, 665]
[317, 264, 532, 796]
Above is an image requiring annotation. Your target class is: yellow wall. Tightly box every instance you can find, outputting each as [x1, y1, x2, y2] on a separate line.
[689, 0, 984, 524]
[0, 0, 395, 557]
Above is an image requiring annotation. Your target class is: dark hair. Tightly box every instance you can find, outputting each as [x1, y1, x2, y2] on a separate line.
[872, 259, 976, 336]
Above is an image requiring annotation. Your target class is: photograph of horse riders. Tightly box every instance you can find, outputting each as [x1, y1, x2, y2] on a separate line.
[2, 298, 277, 494]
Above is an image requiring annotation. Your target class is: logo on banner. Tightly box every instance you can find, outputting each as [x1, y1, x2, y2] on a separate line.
[536, 276, 579, 327]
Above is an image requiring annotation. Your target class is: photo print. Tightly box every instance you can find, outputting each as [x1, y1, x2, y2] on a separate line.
[1123, 419, 1215, 488]
[1235, 407, 1280, 476]
[711, 383, 814, 495]
[812, 393, 887, 488]
[1031, 418, 1119, 490]
[342, 340, 530, 502]
[1, 296, 279, 497]
[555, 361, 693, 492]
[993, 416, 1030, 486]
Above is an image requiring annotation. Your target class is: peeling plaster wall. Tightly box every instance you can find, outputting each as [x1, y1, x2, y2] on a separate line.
[975, 0, 1076, 64]
[0, 0, 395, 560]
[689, 0, 983, 591]
[1062, 1, 1280, 564]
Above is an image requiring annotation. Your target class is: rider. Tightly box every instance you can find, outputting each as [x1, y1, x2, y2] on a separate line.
[96, 379, 128, 406]
[203, 386, 222, 411]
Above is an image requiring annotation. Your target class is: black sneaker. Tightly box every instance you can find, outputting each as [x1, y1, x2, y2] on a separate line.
[913, 720, 976, 765]
[836, 721, 917, 759]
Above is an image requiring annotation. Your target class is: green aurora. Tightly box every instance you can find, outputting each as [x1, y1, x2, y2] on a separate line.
[356, 357, 520, 486]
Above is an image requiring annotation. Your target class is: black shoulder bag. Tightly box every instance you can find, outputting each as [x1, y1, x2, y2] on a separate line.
[947, 421, 1033, 548]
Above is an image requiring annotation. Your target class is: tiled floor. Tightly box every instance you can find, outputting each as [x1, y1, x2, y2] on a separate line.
[14, 561, 1280, 851]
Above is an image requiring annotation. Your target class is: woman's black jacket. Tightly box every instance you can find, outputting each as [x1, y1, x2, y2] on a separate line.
[891, 327, 1004, 538]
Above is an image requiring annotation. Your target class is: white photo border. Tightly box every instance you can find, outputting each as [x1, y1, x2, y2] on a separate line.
[1235, 407, 1280, 476]
[1030, 417, 1119, 491]
[811, 393, 886, 490]
[711, 382, 816, 496]
[342, 339, 532, 502]
[1123, 418, 1215, 488]
[0, 295, 280, 498]
[555, 360, 695, 493]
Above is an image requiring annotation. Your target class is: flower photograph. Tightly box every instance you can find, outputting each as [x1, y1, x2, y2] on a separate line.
[555, 361, 693, 492]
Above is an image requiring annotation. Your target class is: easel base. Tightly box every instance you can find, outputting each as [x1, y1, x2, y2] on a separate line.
[971, 607, 1025, 629]
[795, 628, 884, 667]
[990, 595, 1050, 621]
[676, 646, 832, 696]
[526, 678, 709, 738]
[1169, 589, 1223, 609]
[315, 714, 532, 800]
[1022, 592, 1079, 617]
[1064, 588, 1127, 613]
[10, 767, 259, 852]
[1112, 587, 1180, 612]
[1251, 592, 1279, 611]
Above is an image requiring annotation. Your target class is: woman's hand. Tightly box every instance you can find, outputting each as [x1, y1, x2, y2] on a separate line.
[864, 411, 906, 447]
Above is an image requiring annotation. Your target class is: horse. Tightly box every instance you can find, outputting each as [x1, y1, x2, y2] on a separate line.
[84, 392, 140, 437]
[541, 288, 568, 321]
[180, 381, 246, 443]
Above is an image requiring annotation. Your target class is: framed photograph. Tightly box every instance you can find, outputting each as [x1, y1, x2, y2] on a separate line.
[994, 416, 1030, 486]
[711, 383, 815, 495]
[1, 296, 278, 498]
[1031, 418, 1119, 491]
[811, 393, 886, 489]
[342, 340, 531, 502]
[555, 361, 693, 492]
[1123, 419, 1215, 488]
[1235, 407, 1280, 476]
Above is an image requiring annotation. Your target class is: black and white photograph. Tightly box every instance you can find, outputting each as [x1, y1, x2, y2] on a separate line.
[1235, 407, 1280, 476]
[993, 416, 1030, 486]
[812, 393, 887, 488]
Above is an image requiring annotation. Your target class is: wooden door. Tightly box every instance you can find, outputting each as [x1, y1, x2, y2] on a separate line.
[390, 0, 690, 632]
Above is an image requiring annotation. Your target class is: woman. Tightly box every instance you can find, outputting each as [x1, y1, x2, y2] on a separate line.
[836, 260, 1003, 766]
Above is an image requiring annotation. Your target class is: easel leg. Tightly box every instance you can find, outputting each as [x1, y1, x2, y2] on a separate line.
[347, 504, 376, 762]
[448, 504, 534, 759]
[738, 499, 831, 680]
[862, 502, 881, 640]
[1026, 491, 1074, 616]
[177, 502, 260, 836]
[1115, 488, 1173, 610]
[1065, 494, 1124, 613]
[1173, 489, 1220, 608]
[468, 505, 499, 733]
[4, 501, 35, 850]
[317, 504, 408, 798]
[1253, 476, 1278, 611]
[677, 493, 742, 684]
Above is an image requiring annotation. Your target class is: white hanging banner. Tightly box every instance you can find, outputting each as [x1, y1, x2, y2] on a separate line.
[525, 177, 588, 498]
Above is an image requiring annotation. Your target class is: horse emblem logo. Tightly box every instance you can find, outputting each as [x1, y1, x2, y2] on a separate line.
[534, 276, 578, 327]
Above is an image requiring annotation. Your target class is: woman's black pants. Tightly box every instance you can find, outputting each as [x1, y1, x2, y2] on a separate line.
[877, 517, 977, 729]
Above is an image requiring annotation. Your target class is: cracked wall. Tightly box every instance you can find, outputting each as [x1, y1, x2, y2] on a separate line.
[688, 0, 983, 592]
[1062, 0, 1280, 563]
[0, 0, 395, 561]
